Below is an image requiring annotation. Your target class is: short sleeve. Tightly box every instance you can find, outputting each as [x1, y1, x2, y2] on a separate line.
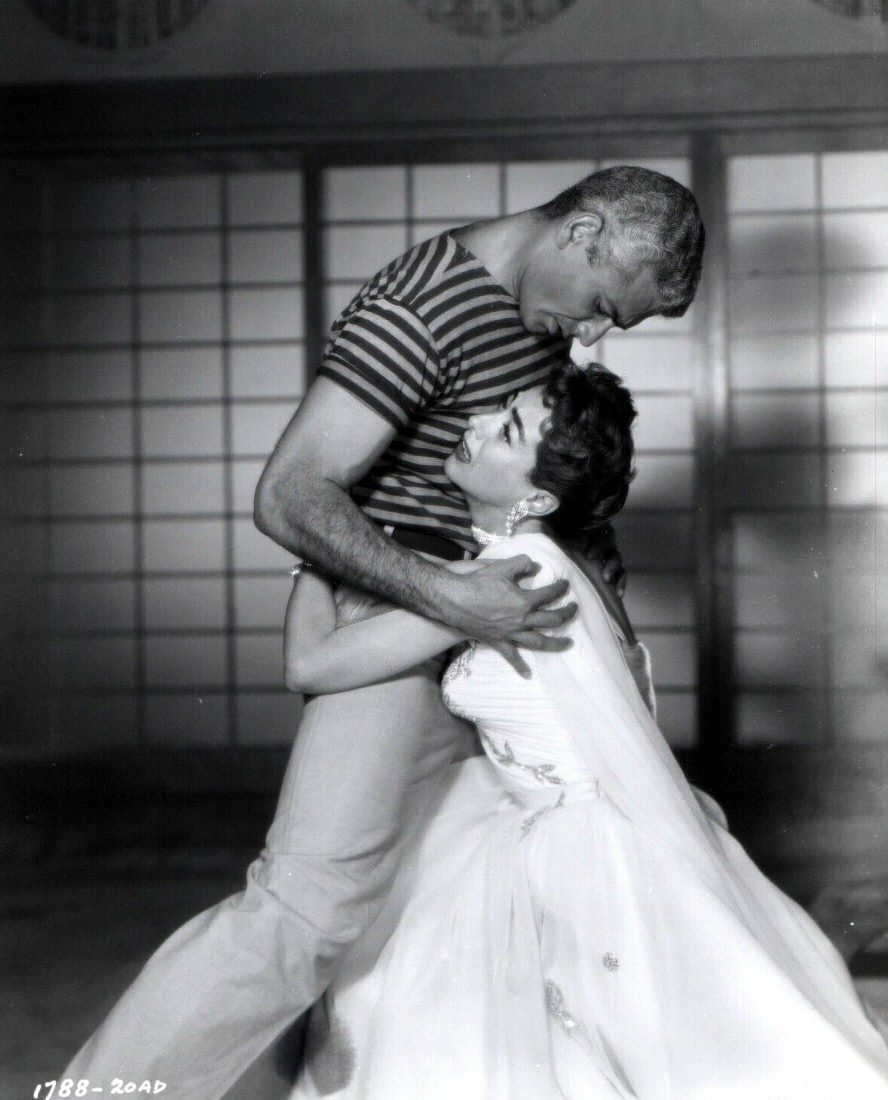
[476, 532, 567, 591]
[318, 298, 440, 431]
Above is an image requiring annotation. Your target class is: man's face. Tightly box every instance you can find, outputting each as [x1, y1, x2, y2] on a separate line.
[520, 215, 665, 348]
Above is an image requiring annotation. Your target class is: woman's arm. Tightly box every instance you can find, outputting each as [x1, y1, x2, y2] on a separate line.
[283, 563, 474, 695]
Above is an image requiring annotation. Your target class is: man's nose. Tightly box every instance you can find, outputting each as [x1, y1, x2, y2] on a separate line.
[575, 318, 614, 347]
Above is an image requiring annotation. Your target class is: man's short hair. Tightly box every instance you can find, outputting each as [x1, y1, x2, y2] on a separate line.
[536, 165, 705, 318]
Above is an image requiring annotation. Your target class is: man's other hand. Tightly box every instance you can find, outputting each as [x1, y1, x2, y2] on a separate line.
[573, 523, 626, 598]
[562, 526, 636, 647]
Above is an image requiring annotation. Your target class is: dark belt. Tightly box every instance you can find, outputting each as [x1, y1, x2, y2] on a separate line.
[384, 525, 469, 562]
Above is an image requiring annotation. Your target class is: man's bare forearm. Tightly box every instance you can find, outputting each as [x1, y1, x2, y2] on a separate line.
[255, 470, 459, 620]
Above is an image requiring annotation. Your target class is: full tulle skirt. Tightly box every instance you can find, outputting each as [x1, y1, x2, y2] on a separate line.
[293, 756, 888, 1100]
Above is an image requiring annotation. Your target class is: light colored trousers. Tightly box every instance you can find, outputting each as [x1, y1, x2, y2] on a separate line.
[64, 586, 475, 1100]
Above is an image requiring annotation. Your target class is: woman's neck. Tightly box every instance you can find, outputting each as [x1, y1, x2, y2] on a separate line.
[468, 503, 546, 543]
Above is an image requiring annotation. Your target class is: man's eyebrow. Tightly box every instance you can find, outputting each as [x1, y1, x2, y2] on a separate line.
[511, 407, 525, 442]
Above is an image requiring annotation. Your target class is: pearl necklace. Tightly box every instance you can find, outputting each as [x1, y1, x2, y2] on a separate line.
[471, 501, 531, 547]
[471, 523, 510, 546]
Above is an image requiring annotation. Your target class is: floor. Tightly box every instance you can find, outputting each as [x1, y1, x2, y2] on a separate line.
[3, 863, 888, 1100]
[1, 863, 249, 1100]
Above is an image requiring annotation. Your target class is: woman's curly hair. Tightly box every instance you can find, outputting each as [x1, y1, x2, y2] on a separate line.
[530, 360, 637, 537]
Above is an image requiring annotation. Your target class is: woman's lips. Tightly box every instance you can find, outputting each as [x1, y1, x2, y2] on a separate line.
[455, 437, 471, 463]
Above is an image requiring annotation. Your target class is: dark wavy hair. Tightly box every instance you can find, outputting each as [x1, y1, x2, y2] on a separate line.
[530, 360, 637, 537]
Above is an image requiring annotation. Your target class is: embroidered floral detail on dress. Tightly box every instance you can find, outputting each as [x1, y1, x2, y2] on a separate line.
[441, 642, 476, 720]
[521, 791, 566, 837]
[480, 731, 565, 787]
[444, 642, 475, 683]
[545, 980, 579, 1032]
[520, 807, 545, 836]
[602, 952, 619, 972]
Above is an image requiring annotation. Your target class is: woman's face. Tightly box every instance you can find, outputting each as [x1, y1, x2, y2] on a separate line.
[445, 386, 548, 509]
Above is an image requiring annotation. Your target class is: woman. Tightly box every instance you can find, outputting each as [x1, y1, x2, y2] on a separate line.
[284, 362, 888, 1099]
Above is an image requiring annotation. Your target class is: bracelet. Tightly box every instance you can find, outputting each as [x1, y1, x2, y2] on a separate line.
[290, 558, 314, 579]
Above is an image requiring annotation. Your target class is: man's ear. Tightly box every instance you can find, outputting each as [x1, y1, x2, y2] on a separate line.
[526, 490, 559, 518]
[555, 212, 604, 251]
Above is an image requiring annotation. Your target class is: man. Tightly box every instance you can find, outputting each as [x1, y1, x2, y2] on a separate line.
[64, 166, 703, 1099]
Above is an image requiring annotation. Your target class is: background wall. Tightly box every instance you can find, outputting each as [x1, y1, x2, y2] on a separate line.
[2, 1, 887, 897]
[1, 0, 887, 84]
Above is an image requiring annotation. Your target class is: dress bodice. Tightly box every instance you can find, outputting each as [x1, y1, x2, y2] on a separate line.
[441, 533, 659, 800]
[442, 641, 586, 791]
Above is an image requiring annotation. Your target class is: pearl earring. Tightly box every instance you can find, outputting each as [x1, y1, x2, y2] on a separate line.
[505, 499, 530, 537]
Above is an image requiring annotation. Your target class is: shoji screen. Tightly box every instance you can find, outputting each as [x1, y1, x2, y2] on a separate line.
[3, 156, 705, 753]
[320, 158, 699, 746]
[2, 171, 306, 750]
[726, 151, 888, 744]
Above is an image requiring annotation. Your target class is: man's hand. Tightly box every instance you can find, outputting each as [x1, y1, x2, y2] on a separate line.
[579, 523, 627, 599]
[562, 530, 636, 647]
[440, 555, 577, 677]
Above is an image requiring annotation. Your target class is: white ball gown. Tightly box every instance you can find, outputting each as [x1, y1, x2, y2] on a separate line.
[291, 533, 888, 1100]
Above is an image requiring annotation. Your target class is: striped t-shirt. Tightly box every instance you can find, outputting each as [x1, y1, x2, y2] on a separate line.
[318, 233, 567, 549]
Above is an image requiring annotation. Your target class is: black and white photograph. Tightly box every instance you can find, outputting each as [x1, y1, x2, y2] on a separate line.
[2, 1, 888, 1097]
